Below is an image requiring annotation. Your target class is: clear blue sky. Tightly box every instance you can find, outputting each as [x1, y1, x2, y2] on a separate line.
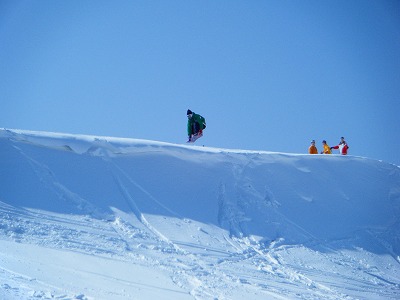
[1, 0, 399, 166]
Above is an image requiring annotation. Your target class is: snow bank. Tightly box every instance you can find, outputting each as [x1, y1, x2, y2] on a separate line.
[1, 129, 399, 299]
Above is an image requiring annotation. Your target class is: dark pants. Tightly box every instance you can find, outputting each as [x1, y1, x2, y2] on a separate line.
[192, 122, 206, 135]
[192, 122, 201, 135]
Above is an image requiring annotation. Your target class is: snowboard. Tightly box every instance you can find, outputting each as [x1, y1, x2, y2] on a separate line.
[187, 132, 203, 143]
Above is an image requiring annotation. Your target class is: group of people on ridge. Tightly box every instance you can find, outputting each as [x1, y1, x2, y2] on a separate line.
[309, 137, 349, 155]
[186, 109, 350, 156]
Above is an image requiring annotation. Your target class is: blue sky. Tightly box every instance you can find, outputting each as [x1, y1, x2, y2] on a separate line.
[1, 0, 399, 166]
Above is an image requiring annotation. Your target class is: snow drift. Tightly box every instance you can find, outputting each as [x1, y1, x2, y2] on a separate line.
[1, 129, 399, 300]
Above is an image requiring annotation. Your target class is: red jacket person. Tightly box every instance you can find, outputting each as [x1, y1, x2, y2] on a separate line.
[331, 137, 349, 155]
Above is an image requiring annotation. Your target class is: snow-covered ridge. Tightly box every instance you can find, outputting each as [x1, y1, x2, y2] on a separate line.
[1, 128, 295, 155]
[1, 128, 400, 300]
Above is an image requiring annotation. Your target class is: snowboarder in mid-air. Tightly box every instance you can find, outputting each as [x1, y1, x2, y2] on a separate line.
[187, 109, 206, 143]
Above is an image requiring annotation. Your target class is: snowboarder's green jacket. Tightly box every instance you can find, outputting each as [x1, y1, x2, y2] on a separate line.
[187, 112, 206, 136]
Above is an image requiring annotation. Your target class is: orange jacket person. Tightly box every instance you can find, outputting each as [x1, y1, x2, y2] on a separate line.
[308, 140, 318, 154]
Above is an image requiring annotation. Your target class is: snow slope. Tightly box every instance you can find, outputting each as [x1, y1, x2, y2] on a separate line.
[1, 128, 399, 300]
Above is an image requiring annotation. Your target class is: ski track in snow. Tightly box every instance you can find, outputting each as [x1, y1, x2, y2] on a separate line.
[1, 129, 400, 299]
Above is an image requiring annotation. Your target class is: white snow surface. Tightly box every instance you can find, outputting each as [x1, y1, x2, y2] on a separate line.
[1, 128, 400, 300]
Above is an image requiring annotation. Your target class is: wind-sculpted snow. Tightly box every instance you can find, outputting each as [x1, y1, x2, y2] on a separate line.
[1, 129, 399, 299]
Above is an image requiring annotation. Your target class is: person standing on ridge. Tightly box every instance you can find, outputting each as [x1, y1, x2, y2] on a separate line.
[187, 109, 206, 143]
[309, 140, 318, 154]
[331, 136, 349, 155]
[321, 140, 332, 154]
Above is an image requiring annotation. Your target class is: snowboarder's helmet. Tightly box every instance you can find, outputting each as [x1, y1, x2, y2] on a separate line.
[322, 140, 326, 144]
[187, 109, 193, 115]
